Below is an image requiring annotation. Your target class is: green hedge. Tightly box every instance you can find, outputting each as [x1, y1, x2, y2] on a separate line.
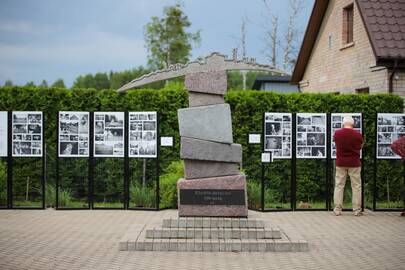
[0, 86, 403, 209]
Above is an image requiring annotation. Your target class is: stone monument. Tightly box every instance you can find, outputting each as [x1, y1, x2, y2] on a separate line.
[118, 53, 308, 252]
[119, 52, 287, 218]
[177, 70, 247, 217]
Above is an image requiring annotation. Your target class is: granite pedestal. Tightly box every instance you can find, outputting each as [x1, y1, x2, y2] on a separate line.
[177, 174, 248, 217]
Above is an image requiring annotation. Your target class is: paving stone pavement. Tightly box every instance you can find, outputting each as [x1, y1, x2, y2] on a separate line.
[0, 209, 404, 270]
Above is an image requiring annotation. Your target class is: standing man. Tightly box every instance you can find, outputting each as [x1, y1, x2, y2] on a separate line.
[333, 116, 364, 216]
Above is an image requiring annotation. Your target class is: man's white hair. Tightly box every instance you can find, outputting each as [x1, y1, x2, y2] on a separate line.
[343, 116, 354, 127]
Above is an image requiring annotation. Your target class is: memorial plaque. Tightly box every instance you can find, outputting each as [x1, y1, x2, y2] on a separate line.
[128, 111, 157, 158]
[180, 189, 246, 205]
[0, 111, 7, 157]
[376, 113, 405, 159]
[94, 112, 125, 157]
[12, 111, 43, 157]
[264, 112, 292, 159]
[296, 113, 326, 159]
[59, 111, 89, 157]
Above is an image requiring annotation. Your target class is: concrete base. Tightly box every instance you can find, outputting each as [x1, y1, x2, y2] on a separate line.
[177, 174, 248, 218]
[119, 216, 309, 252]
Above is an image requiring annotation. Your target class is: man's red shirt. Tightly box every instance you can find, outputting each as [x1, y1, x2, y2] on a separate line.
[334, 128, 363, 167]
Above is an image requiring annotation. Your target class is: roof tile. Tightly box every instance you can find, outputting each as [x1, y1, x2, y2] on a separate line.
[357, 0, 405, 59]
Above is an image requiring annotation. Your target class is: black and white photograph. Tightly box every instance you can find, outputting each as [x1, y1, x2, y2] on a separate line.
[377, 113, 405, 159]
[58, 112, 89, 157]
[12, 111, 42, 157]
[265, 122, 282, 135]
[330, 113, 363, 159]
[296, 113, 326, 159]
[60, 142, 79, 155]
[129, 112, 157, 158]
[264, 112, 292, 159]
[94, 112, 125, 157]
[0, 112, 7, 157]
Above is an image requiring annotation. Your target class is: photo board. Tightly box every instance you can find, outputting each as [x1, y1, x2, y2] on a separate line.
[58, 112, 90, 157]
[0, 111, 7, 157]
[12, 111, 43, 157]
[376, 113, 405, 159]
[296, 113, 326, 159]
[94, 112, 124, 157]
[128, 112, 157, 158]
[264, 113, 292, 159]
[330, 113, 362, 159]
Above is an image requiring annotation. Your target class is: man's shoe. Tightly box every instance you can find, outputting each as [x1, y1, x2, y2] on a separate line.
[333, 209, 342, 216]
[354, 211, 363, 216]
[401, 211, 405, 217]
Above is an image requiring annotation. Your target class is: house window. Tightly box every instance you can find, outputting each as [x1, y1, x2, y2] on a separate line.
[356, 87, 369, 94]
[343, 4, 354, 44]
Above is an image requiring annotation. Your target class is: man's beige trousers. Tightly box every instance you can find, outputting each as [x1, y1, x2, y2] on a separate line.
[334, 166, 361, 212]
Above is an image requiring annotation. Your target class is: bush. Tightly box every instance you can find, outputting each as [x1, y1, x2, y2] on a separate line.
[129, 180, 155, 208]
[159, 160, 184, 209]
[45, 183, 72, 207]
[0, 86, 402, 209]
[247, 180, 261, 209]
[0, 161, 6, 205]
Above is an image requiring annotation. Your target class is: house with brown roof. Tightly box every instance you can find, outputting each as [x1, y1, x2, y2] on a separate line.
[291, 0, 405, 99]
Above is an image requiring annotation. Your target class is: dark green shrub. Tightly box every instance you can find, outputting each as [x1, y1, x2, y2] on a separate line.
[0, 86, 402, 209]
[129, 180, 155, 208]
[159, 160, 183, 209]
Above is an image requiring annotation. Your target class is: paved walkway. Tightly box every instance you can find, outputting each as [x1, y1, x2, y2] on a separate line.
[0, 209, 404, 270]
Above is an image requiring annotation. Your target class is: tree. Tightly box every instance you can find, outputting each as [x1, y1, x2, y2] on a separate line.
[283, 0, 304, 72]
[144, 2, 201, 70]
[93, 73, 110, 90]
[52, 79, 66, 88]
[263, 0, 280, 67]
[239, 16, 249, 90]
[39, 80, 48, 88]
[73, 74, 94, 89]
[262, 0, 280, 68]
[4, 80, 13, 87]
[25, 81, 36, 87]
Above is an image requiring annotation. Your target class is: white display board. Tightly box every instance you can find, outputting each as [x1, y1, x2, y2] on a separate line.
[94, 112, 124, 157]
[377, 113, 405, 159]
[59, 112, 90, 157]
[128, 112, 157, 158]
[248, 134, 261, 144]
[264, 113, 292, 159]
[0, 111, 7, 157]
[261, 152, 273, 163]
[296, 113, 326, 159]
[331, 113, 362, 159]
[160, 136, 173, 147]
[12, 111, 43, 157]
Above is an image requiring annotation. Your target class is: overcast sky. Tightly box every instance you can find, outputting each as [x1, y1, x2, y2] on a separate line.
[0, 0, 314, 87]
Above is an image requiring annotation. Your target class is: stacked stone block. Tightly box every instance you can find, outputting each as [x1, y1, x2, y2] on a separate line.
[177, 70, 248, 217]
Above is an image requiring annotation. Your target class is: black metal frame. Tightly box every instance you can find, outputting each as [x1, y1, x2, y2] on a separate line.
[294, 113, 329, 211]
[54, 111, 162, 211]
[9, 111, 45, 209]
[127, 112, 160, 211]
[329, 113, 365, 212]
[372, 113, 405, 212]
[261, 112, 294, 212]
[92, 111, 125, 210]
[56, 112, 91, 210]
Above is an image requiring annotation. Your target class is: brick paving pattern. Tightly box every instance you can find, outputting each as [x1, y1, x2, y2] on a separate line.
[0, 209, 404, 270]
